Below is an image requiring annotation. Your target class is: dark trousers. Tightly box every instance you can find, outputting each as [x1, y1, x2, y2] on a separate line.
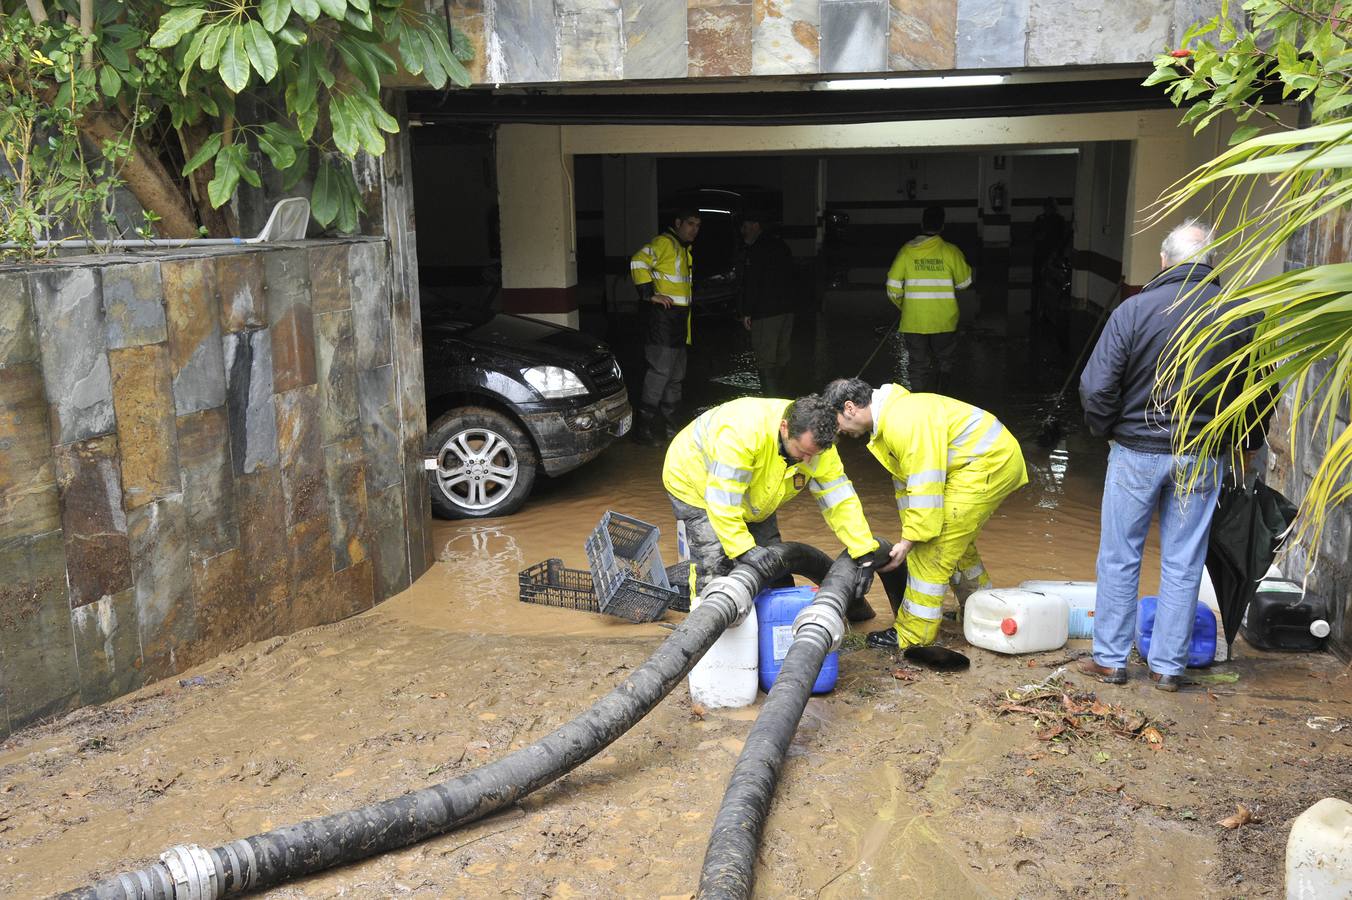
[669, 495, 791, 601]
[902, 331, 958, 394]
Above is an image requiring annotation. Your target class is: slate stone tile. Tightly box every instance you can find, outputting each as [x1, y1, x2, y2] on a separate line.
[0, 365, 59, 538]
[0, 531, 80, 730]
[390, 291, 427, 443]
[265, 249, 318, 393]
[127, 493, 194, 682]
[234, 465, 289, 642]
[30, 267, 115, 444]
[821, 0, 888, 73]
[315, 310, 360, 445]
[308, 244, 353, 313]
[162, 258, 227, 416]
[560, 3, 624, 81]
[402, 441, 432, 582]
[955, 0, 1028, 68]
[108, 344, 180, 510]
[752, 0, 819, 75]
[102, 261, 166, 349]
[889, 0, 957, 69]
[54, 434, 132, 608]
[0, 271, 39, 366]
[223, 328, 279, 475]
[453, 10, 488, 83]
[72, 587, 144, 706]
[1027, 0, 1171, 66]
[325, 436, 370, 572]
[287, 514, 335, 632]
[350, 242, 392, 370]
[216, 254, 267, 333]
[358, 365, 403, 493]
[368, 483, 410, 601]
[276, 385, 326, 527]
[176, 407, 239, 560]
[622, 0, 687, 79]
[689, 4, 754, 77]
[189, 548, 245, 668]
[494, 0, 560, 83]
[332, 558, 375, 619]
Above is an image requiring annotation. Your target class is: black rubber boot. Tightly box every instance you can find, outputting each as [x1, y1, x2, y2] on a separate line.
[866, 628, 900, 651]
[632, 408, 663, 446]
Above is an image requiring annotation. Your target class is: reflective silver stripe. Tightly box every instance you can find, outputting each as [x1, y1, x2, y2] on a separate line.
[892, 477, 906, 494]
[905, 291, 957, 299]
[809, 474, 849, 493]
[630, 260, 649, 270]
[906, 469, 944, 489]
[885, 278, 904, 289]
[902, 597, 945, 620]
[903, 494, 943, 509]
[705, 487, 744, 507]
[907, 278, 952, 286]
[960, 564, 986, 580]
[953, 411, 984, 446]
[955, 276, 973, 290]
[670, 297, 691, 306]
[814, 482, 857, 510]
[968, 420, 1005, 458]
[907, 574, 948, 597]
[660, 273, 692, 283]
[708, 460, 752, 483]
[895, 495, 910, 510]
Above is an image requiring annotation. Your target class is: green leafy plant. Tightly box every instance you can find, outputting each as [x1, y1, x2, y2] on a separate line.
[1145, 0, 1351, 561]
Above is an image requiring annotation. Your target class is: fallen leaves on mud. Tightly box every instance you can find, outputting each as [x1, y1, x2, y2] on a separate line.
[991, 670, 1170, 752]
[1217, 803, 1258, 829]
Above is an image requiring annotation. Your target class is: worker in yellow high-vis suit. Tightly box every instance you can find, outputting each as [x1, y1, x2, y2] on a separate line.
[822, 377, 1028, 650]
[631, 209, 700, 445]
[663, 395, 890, 617]
[885, 205, 972, 394]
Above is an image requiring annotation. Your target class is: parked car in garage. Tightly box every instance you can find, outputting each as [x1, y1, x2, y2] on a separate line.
[422, 301, 631, 519]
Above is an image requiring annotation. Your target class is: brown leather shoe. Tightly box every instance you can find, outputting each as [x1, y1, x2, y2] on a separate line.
[1076, 657, 1128, 685]
[1149, 671, 1182, 692]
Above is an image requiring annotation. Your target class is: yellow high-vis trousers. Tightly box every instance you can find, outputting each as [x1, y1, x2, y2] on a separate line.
[892, 496, 998, 648]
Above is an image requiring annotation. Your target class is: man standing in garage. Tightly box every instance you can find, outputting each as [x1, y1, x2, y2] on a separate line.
[631, 209, 700, 445]
[737, 211, 797, 397]
[884, 205, 973, 394]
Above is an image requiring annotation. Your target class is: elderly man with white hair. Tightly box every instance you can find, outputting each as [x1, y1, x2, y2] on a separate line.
[1076, 219, 1260, 691]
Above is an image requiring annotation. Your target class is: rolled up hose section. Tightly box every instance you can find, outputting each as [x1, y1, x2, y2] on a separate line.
[698, 550, 866, 900]
[57, 542, 832, 900]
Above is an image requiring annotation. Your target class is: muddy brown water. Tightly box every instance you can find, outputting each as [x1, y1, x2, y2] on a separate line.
[3, 314, 1351, 898]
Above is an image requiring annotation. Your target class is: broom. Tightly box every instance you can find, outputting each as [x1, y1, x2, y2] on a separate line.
[1035, 281, 1123, 447]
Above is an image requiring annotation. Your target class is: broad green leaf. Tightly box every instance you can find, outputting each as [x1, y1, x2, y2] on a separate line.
[360, 93, 399, 133]
[311, 161, 339, 226]
[334, 167, 360, 233]
[98, 65, 121, 98]
[244, 20, 279, 82]
[336, 40, 381, 94]
[207, 146, 241, 208]
[219, 27, 250, 92]
[329, 95, 359, 156]
[347, 0, 369, 12]
[201, 24, 229, 70]
[276, 25, 306, 46]
[149, 7, 206, 49]
[255, 129, 296, 170]
[292, 0, 320, 23]
[1227, 124, 1262, 145]
[280, 147, 310, 190]
[315, 0, 346, 19]
[182, 132, 223, 175]
[259, 0, 292, 33]
[296, 102, 318, 141]
[451, 24, 473, 61]
[345, 8, 373, 32]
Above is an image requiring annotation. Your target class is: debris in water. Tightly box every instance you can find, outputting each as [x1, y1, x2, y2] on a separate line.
[992, 671, 1170, 751]
[1217, 803, 1257, 829]
[1306, 716, 1348, 732]
[891, 667, 921, 682]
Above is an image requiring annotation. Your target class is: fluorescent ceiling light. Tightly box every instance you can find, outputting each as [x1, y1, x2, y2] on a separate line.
[699, 208, 733, 215]
[819, 75, 1007, 90]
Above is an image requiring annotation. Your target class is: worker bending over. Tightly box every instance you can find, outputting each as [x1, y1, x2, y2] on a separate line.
[822, 378, 1027, 650]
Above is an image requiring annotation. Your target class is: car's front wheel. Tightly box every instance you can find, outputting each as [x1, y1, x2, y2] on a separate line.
[427, 408, 537, 519]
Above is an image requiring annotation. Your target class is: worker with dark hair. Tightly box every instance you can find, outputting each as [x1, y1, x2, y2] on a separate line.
[630, 209, 701, 444]
[884, 205, 972, 393]
[737, 211, 796, 396]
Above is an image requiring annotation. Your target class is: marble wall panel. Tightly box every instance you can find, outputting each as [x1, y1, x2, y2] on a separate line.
[492, 0, 560, 83]
[350, 242, 392, 370]
[821, 0, 888, 73]
[286, 514, 335, 632]
[215, 255, 267, 333]
[235, 465, 290, 642]
[189, 548, 244, 668]
[325, 436, 371, 572]
[622, 0, 688, 79]
[127, 493, 193, 681]
[358, 365, 403, 493]
[71, 587, 143, 706]
[308, 245, 353, 314]
[0, 532, 79, 728]
[1027, 0, 1171, 66]
[276, 385, 327, 527]
[30, 267, 114, 444]
[560, 3, 625, 81]
[369, 483, 410, 600]
[54, 434, 132, 608]
[955, 0, 1028, 68]
[0, 366, 59, 538]
[223, 328, 280, 475]
[264, 249, 318, 394]
[0, 272, 39, 367]
[102, 262, 166, 349]
[176, 407, 239, 560]
[108, 344, 180, 510]
[162, 258, 227, 416]
[889, 0, 957, 70]
[315, 311, 360, 445]
[689, 4, 755, 78]
[752, 0, 820, 75]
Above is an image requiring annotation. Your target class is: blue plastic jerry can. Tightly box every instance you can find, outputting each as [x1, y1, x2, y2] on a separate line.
[1135, 595, 1217, 668]
[754, 586, 838, 694]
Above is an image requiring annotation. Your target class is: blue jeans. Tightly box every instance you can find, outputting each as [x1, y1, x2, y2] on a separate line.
[1093, 443, 1220, 676]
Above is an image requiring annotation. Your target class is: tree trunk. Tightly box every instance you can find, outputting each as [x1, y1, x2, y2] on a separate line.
[180, 121, 237, 238]
[80, 111, 199, 239]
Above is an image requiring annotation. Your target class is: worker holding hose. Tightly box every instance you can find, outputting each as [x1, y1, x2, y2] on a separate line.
[662, 394, 891, 616]
[821, 377, 1028, 650]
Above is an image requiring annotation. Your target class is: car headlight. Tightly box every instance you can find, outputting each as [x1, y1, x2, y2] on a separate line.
[522, 365, 587, 399]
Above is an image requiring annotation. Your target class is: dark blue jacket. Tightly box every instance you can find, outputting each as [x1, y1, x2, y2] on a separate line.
[1079, 264, 1259, 454]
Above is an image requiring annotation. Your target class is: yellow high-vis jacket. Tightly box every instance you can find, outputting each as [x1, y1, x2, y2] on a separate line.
[663, 398, 877, 559]
[885, 234, 973, 334]
[631, 230, 694, 345]
[865, 385, 1027, 543]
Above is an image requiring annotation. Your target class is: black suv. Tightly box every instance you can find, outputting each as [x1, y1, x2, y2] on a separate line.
[422, 305, 631, 519]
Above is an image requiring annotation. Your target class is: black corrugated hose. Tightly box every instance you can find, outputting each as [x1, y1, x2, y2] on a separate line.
[56, 542, 832, 900]
[698, 550, 865, 900]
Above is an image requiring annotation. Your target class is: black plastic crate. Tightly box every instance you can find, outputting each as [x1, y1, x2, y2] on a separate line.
[585, 511, 680, 623]
[518, 559, 599, 613]
[665, 561, 692, 613]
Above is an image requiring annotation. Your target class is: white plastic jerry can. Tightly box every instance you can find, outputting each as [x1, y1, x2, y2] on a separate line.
[1286, 797, 1352, 900]
[688, 601, 759, 709]
[963, 588, 1069, 655]
[1018, 580, 1097, 639]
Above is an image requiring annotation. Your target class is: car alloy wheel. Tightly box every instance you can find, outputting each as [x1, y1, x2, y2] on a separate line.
[435, 426, 520, 512]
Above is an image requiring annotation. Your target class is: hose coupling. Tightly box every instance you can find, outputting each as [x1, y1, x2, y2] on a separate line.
[160, 844, 220, 900]
[792, 601, 846, 652]
[702, 571, 758, 626]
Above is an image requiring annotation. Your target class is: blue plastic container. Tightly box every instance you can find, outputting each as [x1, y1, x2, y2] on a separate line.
[1135, 595, 1217, 668]
[755, 586, 838, 694]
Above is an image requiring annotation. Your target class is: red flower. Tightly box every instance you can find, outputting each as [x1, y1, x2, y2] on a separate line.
[1169, 48, 1194, 58]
